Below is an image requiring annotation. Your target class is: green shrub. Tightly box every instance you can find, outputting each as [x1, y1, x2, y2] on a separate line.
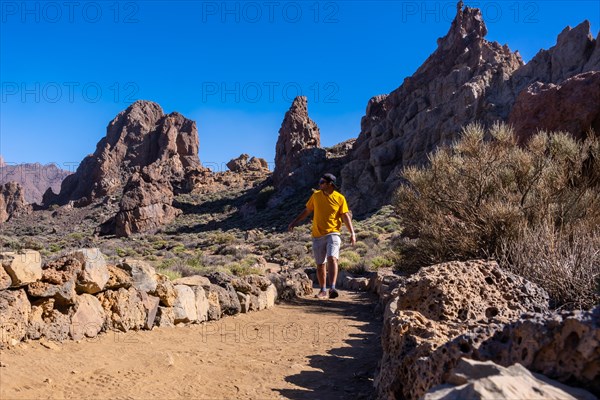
[393, 123, 600, 308]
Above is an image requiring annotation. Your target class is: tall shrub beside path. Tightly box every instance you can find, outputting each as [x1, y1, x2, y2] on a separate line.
[394, 123, 600, 309]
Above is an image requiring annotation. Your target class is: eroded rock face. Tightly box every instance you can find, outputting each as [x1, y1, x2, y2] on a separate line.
[509, 71, 600, 141]
[69, 294, 105, 341]
[376, 260, 550, 400]
[341, 4, 600, 214]
[0, 182, 31, 223]
[0, 250, 42, 287]
[110, 167, 182, 237]
[44, 100, 200, 206]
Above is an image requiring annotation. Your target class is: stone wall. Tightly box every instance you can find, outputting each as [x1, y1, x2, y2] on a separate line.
[351, 261, 600, 399]
[0, 249, 312, 347]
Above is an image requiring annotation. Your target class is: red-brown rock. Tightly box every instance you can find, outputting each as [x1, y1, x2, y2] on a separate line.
[509, 71, 600, 142]
[0, 182, 31, 223]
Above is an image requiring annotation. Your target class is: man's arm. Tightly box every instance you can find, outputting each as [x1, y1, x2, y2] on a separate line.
[342, 212, 356, 246]
[288, 208, 312, 232]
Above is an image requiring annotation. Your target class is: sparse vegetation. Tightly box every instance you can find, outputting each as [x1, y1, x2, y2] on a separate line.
[393, 123, 600, 308]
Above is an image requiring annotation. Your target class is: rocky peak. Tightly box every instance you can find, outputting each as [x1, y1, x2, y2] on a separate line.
[273, 96, 322, 188]
[341, 2, 523, 214]
[44, 100, 200, 207]
[0, 182, 31, 223]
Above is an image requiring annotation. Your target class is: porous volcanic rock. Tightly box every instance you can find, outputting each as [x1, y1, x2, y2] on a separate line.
[509, 71, 600, 141]
[97, 287, 147, 332]
[0, 289, 31, 346]
[376, 260, 550, 400]
[44, 100, 200, 206]
[341, 3, 600, 214]
[0, 182, 31, 223]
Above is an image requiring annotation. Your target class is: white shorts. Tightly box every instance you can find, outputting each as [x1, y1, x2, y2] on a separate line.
[312, 233, 341, 265]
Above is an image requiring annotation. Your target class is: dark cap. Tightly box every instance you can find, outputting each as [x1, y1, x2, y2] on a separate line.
[322, 173, 337, 186]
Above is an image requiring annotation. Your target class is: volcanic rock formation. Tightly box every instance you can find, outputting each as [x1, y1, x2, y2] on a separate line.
[0, 182, 32, 223]
[273, 96, 324, 190]
[43, 100, 200, 207]
[341, 2, 600, 214]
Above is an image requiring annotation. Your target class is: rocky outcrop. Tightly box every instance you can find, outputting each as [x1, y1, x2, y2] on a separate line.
[273, 96, 322, 189]
[0, 161, 70, 204]
[341, 2, 600, 214]
[44, 100, 200, 207]
[226, 154, 269, 173]
[509, 71, 600, 141]
[424, 359, 597, 400]
[370, 261, 599, 399]
[0, 182, 32, 223]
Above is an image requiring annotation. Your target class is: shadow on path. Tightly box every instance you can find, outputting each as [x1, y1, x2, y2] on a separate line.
[274, 292, 383, 400]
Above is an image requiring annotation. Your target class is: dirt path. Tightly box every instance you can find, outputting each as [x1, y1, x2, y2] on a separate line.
[0, 290, 382, 400]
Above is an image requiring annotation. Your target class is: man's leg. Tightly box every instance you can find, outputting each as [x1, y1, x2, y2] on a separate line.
[327, 256, 338, 288]
[317, 263, 327, 290]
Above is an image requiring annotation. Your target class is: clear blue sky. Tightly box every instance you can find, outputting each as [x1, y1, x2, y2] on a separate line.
[1, 0, 598, 172]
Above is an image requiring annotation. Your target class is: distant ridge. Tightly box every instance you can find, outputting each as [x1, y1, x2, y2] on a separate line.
[0, 157, 71, 204]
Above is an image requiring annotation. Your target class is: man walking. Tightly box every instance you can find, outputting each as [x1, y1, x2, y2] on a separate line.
[288, 173, 356, 299]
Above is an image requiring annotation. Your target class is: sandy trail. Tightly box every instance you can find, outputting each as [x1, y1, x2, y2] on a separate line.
[0, 290, 382, 400]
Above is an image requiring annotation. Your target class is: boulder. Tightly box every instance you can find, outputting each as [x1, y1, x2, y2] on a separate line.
[0, 182, 32, 223]
[0, 289, 31, 345]
[0, 250, 42, 286]
[265, 284, 277, 309]
[210, 283, 241, 316]
[173, 275, 211, 288]
[153, 274, 178, 307]
[97, 287, 147, 332]
[118, 259, 157, 293]
[172, 285, 197, 323]
[74, 248, 110, 295]
[237, 292, 251, 313]
[155, 306, 175, 328]
[70, 294, 105, 341]
[376, 260, 550, 400]
[205, 285, 222, 321]
[193, 286, 209, 322]
[27, 280, 78, 306]
[139, 291, 160, 330]
[105, 265, 133, 290]
[26, 298, 70, 342]
[424, 359, 597, 400]
[267, 270, 312, 301]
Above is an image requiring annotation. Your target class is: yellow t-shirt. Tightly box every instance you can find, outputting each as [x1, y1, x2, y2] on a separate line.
[306, 190, 350, 238]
